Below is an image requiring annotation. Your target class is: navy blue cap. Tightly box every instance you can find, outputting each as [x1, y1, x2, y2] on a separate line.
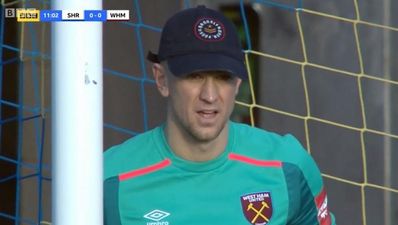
[147, 5, 248, 80]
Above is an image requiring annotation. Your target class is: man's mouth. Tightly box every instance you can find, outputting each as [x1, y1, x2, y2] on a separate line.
[197, 110, 218, 119]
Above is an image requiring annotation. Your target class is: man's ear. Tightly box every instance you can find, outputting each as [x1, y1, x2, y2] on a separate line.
[152, 63, 169, 97]
[235, 78, 242, 96]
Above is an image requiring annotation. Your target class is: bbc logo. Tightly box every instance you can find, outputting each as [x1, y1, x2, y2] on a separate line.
[5, 8, 15, 18]
[4, 8, 36, 18]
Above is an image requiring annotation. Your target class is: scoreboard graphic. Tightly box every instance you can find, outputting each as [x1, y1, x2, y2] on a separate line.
[4, 8, 130, 22]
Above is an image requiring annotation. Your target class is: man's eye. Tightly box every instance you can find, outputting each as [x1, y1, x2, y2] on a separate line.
[186, 73, 204, 80]
[215, 73, 234, 81]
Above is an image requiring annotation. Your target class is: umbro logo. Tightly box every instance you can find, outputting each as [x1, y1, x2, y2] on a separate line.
[144, 209, 170, 225]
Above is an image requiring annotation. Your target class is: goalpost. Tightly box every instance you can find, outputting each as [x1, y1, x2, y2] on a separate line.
[51, 0, 103, 224]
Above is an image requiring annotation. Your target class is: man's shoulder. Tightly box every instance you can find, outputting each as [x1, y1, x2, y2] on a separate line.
[104, 126, 162, 179]
[231, 122, 312, 165]
[232, 121, 301, 150]
[105, 129, 154, 157]
[232, 122, 322, 189]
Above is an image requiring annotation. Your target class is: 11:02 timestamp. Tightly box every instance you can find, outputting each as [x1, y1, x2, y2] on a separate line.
[40, 10, 62, 22]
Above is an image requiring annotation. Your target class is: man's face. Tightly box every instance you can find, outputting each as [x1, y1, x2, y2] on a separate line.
[154, 64, 242, 143]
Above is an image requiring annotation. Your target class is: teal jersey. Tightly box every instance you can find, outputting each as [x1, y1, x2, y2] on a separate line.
[104, 122, 336, 225]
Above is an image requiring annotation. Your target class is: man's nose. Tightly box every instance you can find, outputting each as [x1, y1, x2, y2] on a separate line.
[199, 77, 218, 103]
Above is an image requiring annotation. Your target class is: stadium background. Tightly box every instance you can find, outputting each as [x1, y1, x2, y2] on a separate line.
[0, 0, 397, 224]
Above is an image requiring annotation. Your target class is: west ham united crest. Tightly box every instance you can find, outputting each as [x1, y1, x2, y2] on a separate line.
[194, 18, 225, 41]
[240, 192, 273, 225]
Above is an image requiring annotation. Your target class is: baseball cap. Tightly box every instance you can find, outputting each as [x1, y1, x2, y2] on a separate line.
[147, 5, 248, 80]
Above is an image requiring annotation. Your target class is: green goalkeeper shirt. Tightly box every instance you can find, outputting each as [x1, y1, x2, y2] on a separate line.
[104, 121, 336, 225]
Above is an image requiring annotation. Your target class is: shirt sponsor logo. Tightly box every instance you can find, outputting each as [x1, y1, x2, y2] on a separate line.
[315, 188, 332, 225]
[240, 192, 273, 225]
[194, 18, 225, 42]
[143, 209, 170, 225]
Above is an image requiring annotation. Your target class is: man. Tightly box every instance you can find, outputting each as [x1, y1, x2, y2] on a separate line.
[104, 5, 336, 225]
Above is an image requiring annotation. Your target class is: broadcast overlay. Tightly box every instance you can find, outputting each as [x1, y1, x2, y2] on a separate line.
[4, 8, 130, 22]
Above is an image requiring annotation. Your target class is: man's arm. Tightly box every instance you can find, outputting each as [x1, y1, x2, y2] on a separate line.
[282, 135, 336, 225]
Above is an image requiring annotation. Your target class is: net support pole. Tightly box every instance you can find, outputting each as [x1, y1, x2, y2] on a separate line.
[51, 1, 103, 224]
[382, 0, 392, 224]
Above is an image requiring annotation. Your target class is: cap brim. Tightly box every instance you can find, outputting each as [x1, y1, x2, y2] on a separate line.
[166, 53, 248, 80]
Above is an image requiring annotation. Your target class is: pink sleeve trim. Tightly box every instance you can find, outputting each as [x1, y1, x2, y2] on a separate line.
[119, 158, 171, 181]
[228, 153, 282, 167]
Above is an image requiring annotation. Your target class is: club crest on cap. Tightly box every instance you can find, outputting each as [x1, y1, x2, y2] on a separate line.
[194, 18, 225, 41]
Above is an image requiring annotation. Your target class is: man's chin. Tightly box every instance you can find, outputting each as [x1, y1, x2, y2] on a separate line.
[190, 123, 226, 142]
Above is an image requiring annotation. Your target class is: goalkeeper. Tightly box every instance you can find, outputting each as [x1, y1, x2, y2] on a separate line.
[104, 5, 336, 225]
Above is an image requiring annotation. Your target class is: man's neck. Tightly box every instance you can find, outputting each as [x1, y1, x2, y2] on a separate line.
[164, 121, 229, 162]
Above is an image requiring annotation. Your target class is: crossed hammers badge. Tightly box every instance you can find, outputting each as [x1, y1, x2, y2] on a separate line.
[240, 192, 273, 225]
